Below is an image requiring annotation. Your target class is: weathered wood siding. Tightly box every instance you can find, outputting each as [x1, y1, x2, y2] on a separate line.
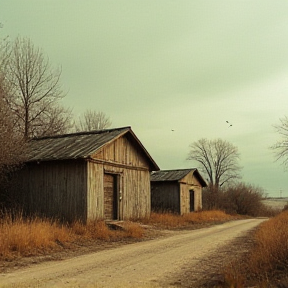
[180, 173, 203, 214]
[151, 182, 180, 213]
[122, 168, 151, 219]
[87, 161, 104, 220]
[94, 135, 149, 168]
[13, 160, 87, 222]
[87, 134, 151, 220]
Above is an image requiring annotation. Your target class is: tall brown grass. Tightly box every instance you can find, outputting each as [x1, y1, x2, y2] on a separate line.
[142, 210, 239, 229]
[0, 213, 145, 259]
[70, 220, 144, 240]
[0, 210, 237, 261]
[0, 213, 145, 260]
[0, 213, 71, 259]
[223, 211, 288, 287]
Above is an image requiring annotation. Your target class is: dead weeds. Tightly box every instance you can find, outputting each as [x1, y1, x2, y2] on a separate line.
[0, 211, 245, 274]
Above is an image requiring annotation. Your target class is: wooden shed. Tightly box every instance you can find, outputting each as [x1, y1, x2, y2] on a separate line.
[150, 169, 207, 214]
[12, 127, 159, 222]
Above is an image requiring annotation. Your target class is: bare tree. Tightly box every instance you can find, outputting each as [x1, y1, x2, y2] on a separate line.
[0, 37, 26, 206]
[187, 138, 241, 190]
[0, 73, 25, 186]
[2, 36, 72, 139]
[0, 35, 10, 69]
[76, 110, 112, 131]
[272, 116, 288, 165]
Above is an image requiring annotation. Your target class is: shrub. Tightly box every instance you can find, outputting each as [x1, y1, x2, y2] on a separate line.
[203, 183, 276, 217]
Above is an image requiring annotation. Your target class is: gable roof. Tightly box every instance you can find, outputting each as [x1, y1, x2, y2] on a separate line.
[26, 126, 159, 170]
[151, 168, 207, 187]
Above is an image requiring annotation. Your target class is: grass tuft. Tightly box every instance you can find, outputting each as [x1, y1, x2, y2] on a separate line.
[121, 221, 145, 238]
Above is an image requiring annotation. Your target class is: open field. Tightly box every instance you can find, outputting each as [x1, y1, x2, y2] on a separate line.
[262, 197, 288, 210]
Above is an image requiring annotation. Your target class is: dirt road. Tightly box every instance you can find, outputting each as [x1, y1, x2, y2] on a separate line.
[0, 218, 266, 288]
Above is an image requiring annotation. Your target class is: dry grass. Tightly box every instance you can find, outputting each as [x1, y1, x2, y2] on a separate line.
[142, 210, 239, 229]
[182, 210, 236, 223]
[222, 211, 288, 287]
[0, 210, 236, 262]
[0, 213, 71, 259]
[0, 213, 145, 260]
[71, 220, 112, 240]
[70, 220, 145, 240]
[121, 221, 145, 238]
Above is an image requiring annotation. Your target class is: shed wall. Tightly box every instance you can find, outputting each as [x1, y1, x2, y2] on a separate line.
[151, 182, 180, 213]
[87, 135, 152, 220]
[93, 135, 149, 168]
[122, 167, 151, 219]
[87, 162, 151, 220]
[12, 160, 87, 222]
[180, 173, 203, 214]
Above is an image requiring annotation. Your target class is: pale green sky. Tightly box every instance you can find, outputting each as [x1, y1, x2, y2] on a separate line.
[1, 0, 288, 196]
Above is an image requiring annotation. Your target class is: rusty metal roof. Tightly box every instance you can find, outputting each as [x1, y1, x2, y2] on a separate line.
[151, 168, 207, 187]
[26, 127, 160, 170]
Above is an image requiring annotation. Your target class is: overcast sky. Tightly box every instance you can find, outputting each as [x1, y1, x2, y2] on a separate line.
[1, 1, 288, 197]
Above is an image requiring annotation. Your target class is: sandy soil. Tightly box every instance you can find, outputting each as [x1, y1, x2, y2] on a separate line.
[0, 218, 266, 288]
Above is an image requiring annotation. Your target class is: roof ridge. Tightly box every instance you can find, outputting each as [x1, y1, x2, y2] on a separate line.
[31, 126, 131, 141]
[153, 168, 196, 172]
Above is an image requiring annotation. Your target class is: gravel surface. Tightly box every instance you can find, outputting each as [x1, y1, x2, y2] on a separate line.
[0, 218, 266, 288]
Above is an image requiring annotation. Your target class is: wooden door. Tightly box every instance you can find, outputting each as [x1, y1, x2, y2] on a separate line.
[104, 173, 118, 220]
[189, 189, 195, 212]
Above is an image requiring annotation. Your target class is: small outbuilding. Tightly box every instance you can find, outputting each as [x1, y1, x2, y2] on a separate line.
[150, 168, 207, 214]
[12, 127, 159, 222]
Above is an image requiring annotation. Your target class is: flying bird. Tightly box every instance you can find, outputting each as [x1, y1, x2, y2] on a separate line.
[226, 121, 232, 127]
